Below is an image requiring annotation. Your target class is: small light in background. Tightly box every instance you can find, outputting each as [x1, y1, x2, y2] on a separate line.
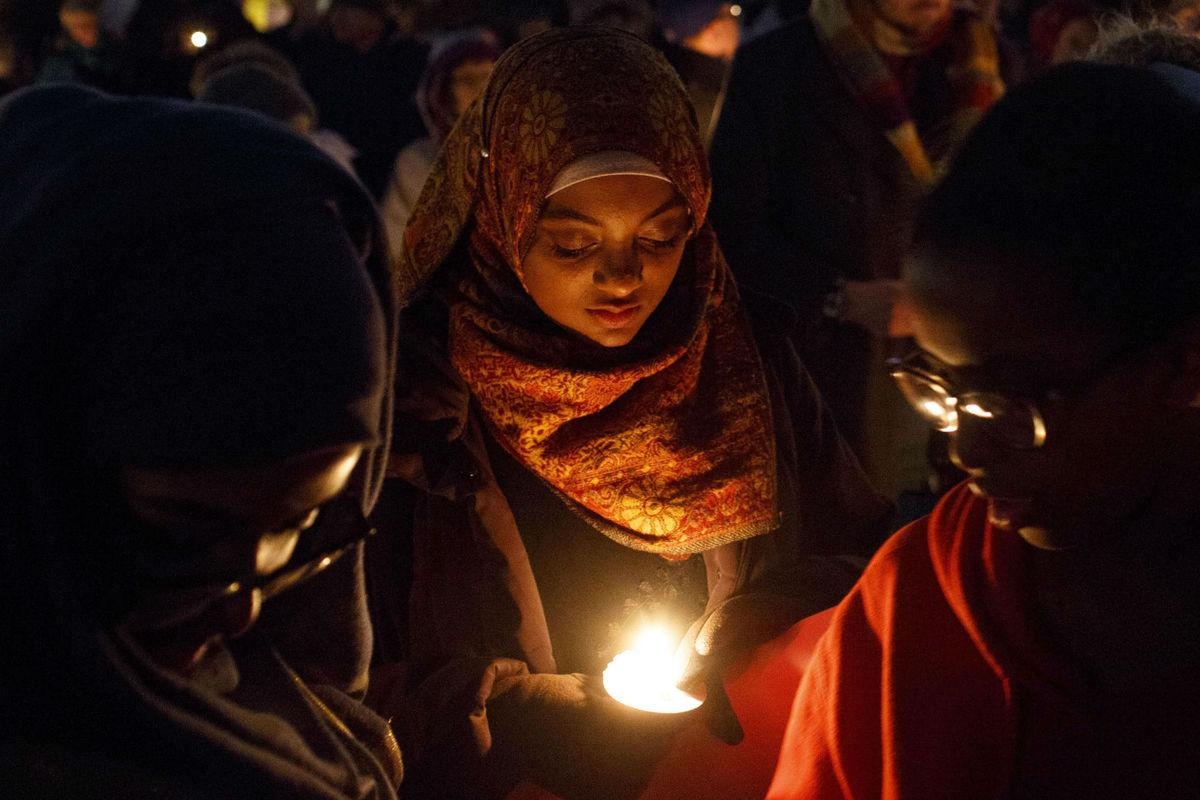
[190, 30, 209, 49]
[730, 4, 743, 16]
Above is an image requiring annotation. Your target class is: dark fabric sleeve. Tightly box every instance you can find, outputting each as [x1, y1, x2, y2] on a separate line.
[707, 37, 840, 325]
[404, 409, 555, 685]
[705, 321, 894, 613]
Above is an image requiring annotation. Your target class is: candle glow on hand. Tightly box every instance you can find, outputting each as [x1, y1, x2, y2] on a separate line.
[602, 626, 703, 714]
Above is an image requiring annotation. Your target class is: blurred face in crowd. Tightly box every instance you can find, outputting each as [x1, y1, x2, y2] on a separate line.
[59, 9, 100, 49]
[906, 252, 1200, 551]
[450, 58, 496, 117]
[330, 6, 387, 53]
[872, 0, 952, 37]
[1174, 0, 1200, 35]
[118, 445, 362, 674]
[523, 174, 690, 348]
[1050, 17, 1099, 65]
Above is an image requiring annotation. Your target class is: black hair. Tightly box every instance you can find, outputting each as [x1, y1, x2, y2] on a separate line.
[190, 39, 300, 98]
[915, 61, 1200, 344]
[1089, 16, 1200, 70]
[196, 62, 317, 127]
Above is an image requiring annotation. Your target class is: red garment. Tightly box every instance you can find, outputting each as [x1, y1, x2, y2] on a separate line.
[507, 608, 838, 800]
[768, 483, 1200, 799]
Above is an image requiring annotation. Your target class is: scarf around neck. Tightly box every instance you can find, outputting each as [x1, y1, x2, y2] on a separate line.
[810, 0, 1005, 184]
[397, 27, 779, 557]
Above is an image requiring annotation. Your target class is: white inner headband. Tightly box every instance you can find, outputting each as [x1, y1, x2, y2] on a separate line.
[545, 150, 671, 198]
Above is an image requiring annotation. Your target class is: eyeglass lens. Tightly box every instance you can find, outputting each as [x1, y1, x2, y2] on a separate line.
[892, 371, 1046, 448]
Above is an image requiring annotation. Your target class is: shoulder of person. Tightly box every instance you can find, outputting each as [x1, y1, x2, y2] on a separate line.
[819, 513, 941, 635]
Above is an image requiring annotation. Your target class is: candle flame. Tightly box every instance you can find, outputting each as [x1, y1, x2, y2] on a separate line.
[603, 625, 703, 714]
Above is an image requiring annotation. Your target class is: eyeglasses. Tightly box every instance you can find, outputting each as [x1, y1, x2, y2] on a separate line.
[122, 493, 376, 631]
[887, 352, 1051, 449]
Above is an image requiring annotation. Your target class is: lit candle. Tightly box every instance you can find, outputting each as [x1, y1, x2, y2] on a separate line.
[602, 626, 703, 714]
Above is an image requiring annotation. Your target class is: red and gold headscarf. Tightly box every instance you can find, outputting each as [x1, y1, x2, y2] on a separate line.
[397, 27, 778, 557]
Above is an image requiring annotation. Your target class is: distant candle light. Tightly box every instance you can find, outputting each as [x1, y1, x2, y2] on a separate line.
[191, 30, 209, 49]
[603, 625, 703, 714]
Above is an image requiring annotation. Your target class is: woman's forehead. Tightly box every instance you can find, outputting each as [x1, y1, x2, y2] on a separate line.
[540, 175, 686, 226]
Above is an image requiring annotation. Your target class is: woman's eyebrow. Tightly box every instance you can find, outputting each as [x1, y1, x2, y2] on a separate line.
[642, 195, 687, 223]
[539, 206, 601, 225]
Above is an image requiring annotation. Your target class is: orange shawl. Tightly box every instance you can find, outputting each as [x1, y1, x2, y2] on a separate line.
[397, 27, 778, 556]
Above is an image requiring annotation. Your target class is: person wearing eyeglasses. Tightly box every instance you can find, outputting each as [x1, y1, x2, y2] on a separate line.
[0, 84, 403, 798]
[768, 62, 1200, 798]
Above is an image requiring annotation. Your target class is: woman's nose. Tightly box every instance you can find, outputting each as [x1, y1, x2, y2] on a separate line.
[593, 247, 643, 294]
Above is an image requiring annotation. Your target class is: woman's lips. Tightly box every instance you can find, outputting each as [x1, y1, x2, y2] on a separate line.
[588, 305, 640, 329]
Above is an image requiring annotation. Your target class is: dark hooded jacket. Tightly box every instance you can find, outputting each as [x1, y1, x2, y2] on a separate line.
[0, 85, 401, 799]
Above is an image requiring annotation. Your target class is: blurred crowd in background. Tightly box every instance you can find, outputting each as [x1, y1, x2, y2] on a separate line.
[7, 0, 1200, 157]
[3, 0, 1199, 507]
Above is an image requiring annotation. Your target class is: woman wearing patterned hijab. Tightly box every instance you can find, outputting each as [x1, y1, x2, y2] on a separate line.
[375, 26, 891, 797]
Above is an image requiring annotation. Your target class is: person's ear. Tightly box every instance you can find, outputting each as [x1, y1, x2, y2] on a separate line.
[1162, 318, 1200, 408]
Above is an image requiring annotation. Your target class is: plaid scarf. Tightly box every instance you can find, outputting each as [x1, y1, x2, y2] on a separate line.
[810, 0, 1004, 184]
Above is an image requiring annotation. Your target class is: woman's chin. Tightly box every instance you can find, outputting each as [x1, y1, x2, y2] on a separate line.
[1017, 525, 1080, 551]
[573, 320, 643, 347]
[590, 329, 639, 347]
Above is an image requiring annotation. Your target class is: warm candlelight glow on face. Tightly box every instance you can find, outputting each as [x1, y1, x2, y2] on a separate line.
[602, 625, 703, 714]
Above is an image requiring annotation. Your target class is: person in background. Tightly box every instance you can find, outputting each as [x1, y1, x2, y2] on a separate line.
[0, 20, 20, 95]
[1027, 0, 1103, 70]
[0, 83, 401, 798]
[192, 39, 359, 174]
[284, 0, 427, 197]
[660, 0, 741, 145]
[197, 62, 317, 131]
[36, 0, 123, 92]
[371, 26, 891, 798]
[189, 35, 302, 96]
[1169, 0, 1200, 32]
[380, 30, 502, 259]
[569, 0, 658, 39]
[708, 0, 1004, 502]
[120, 0, 258, 97]
[509, 1, 568, 40]
[1089, 13, 1200, 66]
[768, 61, 1200, 799]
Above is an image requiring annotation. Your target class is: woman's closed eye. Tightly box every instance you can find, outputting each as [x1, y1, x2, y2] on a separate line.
[551, 240, 598, 258]
[638, 233, 684, 251]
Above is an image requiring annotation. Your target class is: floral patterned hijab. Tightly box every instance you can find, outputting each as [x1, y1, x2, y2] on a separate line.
[398, 26, 778, 557]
